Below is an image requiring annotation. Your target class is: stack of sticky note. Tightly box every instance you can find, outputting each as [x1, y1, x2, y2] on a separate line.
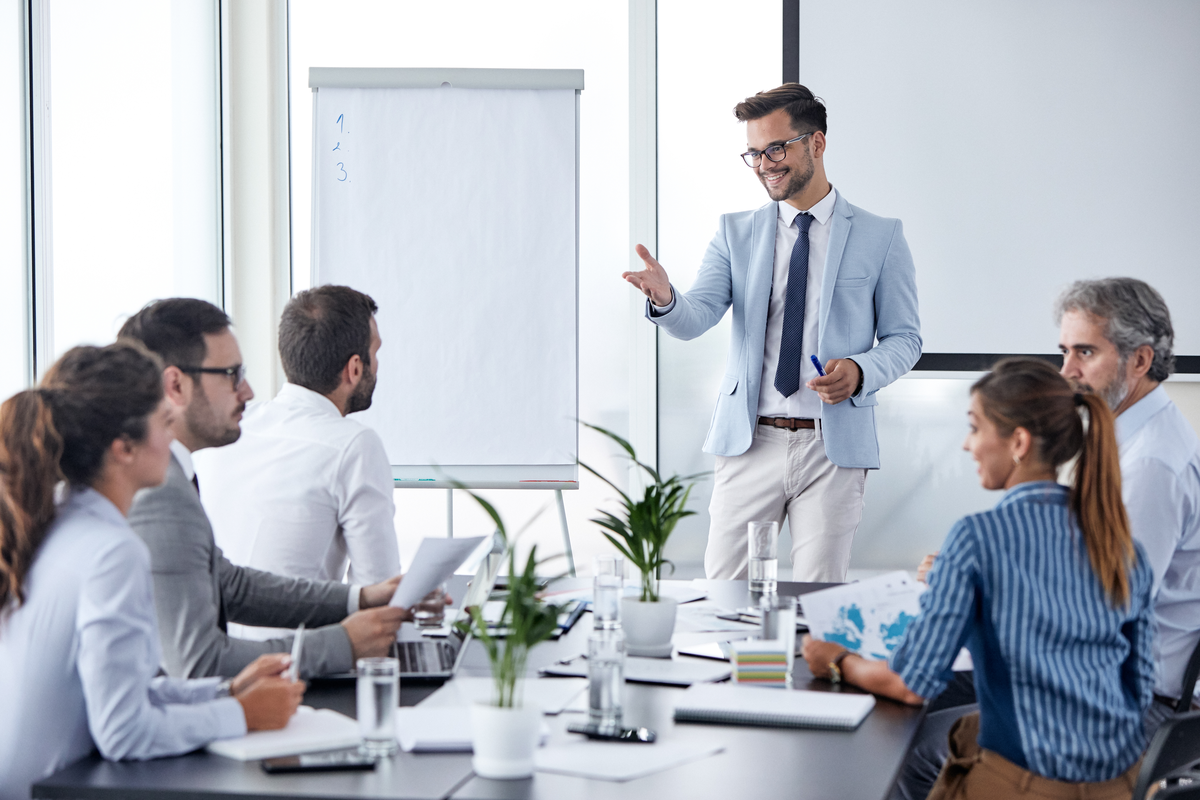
[729, 640, 790, 687]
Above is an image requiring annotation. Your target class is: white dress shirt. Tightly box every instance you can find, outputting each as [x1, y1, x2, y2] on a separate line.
[1115, 385, 1200, 699]
[195, 383, 400, 632]
[0, 488, 245, 800]
[654, 187, 836, 420]
[173, 439, 361, 615]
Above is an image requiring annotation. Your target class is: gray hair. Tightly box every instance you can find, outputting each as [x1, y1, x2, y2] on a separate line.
[1054, 278, 1175, 381]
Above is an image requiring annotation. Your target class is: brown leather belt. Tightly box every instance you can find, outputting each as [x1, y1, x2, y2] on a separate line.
[757, 416, 816, 430]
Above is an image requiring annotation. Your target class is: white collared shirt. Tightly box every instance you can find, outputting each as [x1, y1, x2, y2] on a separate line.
[1115, 385, 1200, 699]
[194, 383, 401, 598]
[172, 439, 361, 615]
[652, 187, 837, 420]
[0, 488, 245, 800]
[756, 187, 837, 419]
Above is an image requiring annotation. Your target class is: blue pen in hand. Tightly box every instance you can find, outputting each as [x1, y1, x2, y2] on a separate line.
[810, 355, 827, 377]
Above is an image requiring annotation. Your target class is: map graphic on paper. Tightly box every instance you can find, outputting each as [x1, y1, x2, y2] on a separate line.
[800, 571, 925, 661]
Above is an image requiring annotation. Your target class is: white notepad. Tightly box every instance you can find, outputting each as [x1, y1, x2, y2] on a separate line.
[396, 707, 473, 752]
[206, 707, 361, 761]
[672, 684, 875, 731]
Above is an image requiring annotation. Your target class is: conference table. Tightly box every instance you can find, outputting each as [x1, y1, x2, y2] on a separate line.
[32, 579, 925, 800]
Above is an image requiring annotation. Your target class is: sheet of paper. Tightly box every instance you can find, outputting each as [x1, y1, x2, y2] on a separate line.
[390, 536, 485, 609]
[675, 601, 762, 633]
[800, 571, 924, 661]
[538, 582, 708, 606]
[206, 707, 360, 761]
[540, 655, 731, 686]
[535, 740, 725, 782]
[417, 676, 587, 715]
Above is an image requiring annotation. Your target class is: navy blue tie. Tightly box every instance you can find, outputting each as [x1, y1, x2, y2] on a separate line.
[773, 212, 813, 398]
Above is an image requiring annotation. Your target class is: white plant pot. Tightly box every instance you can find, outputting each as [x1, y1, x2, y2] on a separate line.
[621, 596, 678, 658]
[470, 703, 541, 779]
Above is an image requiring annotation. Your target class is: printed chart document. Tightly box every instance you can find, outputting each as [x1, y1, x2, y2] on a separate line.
[390, 536, 486, 609]
[535, 740, 725, 781]
[207, 707, 360, 760]
[673, 684, 875, 731]
[800, 571, 972, 669]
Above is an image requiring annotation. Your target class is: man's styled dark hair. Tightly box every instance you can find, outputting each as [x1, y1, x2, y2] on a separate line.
[734, 83, 828, 135]
[278, 285, 378, 395]
[118, 298, 232, 368]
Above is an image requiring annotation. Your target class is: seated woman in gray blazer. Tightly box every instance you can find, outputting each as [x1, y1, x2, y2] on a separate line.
[0, 342, 303, 800]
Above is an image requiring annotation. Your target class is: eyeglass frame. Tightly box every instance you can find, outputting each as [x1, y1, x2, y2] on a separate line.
[740, 132, 815, 168]
[179, 364, 247, 390]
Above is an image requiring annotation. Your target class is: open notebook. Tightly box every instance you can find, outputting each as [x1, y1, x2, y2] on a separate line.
[673, 684, 875, 731]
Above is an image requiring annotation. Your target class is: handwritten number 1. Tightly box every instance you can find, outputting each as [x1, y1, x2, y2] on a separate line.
[337, 162, 347, 181]
[336, 114, 343, 132]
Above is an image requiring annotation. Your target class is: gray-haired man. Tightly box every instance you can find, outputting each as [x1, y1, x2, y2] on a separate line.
[1056, 277, 1200, 725]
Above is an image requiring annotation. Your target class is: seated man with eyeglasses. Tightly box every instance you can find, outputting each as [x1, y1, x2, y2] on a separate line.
[121, 298, 410, 681]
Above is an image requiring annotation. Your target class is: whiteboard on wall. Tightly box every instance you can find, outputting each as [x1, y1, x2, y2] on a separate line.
[794, 0, 1200, 369]
[309, 68, 582, 488]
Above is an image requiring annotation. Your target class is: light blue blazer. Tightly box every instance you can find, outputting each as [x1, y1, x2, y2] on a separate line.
[649, 193, 922, 469]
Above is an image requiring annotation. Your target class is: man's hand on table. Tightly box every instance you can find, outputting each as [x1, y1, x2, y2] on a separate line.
[231, 654, 305, 731]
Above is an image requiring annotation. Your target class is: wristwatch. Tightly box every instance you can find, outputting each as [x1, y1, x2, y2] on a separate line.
[214, 678, 234, 699]
[828, 650, 853, 685]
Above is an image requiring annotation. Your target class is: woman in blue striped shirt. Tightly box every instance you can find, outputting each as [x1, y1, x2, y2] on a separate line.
[802, 358, 1154, 800]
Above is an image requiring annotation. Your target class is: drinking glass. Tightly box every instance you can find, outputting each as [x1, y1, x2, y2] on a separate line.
[356, 657, 399, 756]
[759, 594, 797, 689]
[413, 582, 448, 628]
[747, 521, 780, 594]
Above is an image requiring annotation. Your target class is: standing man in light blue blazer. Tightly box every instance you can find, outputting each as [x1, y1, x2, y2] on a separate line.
[624, 84, 922, 581]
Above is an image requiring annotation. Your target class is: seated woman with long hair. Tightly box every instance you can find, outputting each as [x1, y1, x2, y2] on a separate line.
[802, 358, 1154, 799]
[0, 343, 304, 800]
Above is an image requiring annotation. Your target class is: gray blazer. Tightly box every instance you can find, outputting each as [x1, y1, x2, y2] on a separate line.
[128, 454, 355, 679]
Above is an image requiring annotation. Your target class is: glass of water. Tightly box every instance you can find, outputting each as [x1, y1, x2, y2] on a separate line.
[747, 521, 780, 594]
[356, 657, 399, 756]
[589, 556, 625, 730]
[759, 593, 797, 689]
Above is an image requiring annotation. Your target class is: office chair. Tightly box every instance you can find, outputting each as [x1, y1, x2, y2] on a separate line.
[1133, 711, 1200, 800]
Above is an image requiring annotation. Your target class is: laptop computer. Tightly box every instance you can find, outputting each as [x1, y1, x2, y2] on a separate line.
[392, 532, 505, 680]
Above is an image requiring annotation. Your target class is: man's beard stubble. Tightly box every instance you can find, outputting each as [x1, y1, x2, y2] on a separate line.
[187, 383, 243, 449]
[346, 364, 377, 414]
[760, 148, 815, 203]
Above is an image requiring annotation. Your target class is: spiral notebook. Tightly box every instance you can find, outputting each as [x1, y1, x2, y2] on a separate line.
[672, 684, 875, 731]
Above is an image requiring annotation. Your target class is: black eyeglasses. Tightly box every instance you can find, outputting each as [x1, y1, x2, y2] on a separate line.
[180, 364, 246, 390]
[740, 132, 814, 168]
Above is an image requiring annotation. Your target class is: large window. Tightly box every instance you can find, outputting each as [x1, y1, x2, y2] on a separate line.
[0, 0, 28, 397]
[289, 0, 631, 572]
[34, 0, 221, 370]
[656, 0, 781, 576]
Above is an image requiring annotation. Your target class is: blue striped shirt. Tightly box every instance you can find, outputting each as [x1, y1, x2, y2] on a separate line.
[890, 481, 1155, 782]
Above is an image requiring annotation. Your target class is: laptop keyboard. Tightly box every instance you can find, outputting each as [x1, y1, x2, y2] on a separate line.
[396, 641, 455, 674]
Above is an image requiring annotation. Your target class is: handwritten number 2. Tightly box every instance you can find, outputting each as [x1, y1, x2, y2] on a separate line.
[337, 162, 347, 182]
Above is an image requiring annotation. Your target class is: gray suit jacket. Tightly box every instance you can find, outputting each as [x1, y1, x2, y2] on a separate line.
[128, 454, 355, 679]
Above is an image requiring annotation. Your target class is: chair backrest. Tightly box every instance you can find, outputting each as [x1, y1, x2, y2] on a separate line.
[1176, 636, 1200, 714]
[1134, 711, 1200, 800]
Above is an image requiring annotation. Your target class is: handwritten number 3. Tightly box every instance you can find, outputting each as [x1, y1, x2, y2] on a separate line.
[337, 162, 347, 182]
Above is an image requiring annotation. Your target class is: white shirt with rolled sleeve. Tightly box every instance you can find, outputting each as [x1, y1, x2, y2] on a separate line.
[0, 488, 245, 800]
[1115, 385, 1200, 701]
[195, 382, 400, 639]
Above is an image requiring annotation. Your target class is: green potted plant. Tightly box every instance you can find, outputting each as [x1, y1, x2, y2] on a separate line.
[457, 491, 565, 779]
[580, 423, 702, 657]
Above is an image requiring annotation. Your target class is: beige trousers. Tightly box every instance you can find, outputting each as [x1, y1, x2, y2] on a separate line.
[705, 424, 867, 582]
